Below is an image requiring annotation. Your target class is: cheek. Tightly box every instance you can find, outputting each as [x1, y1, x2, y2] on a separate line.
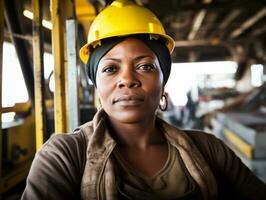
[152, 84, 163, 103]
[146, 73, 164, 104]
[97, 85, 110, 104]
[96, 77, 111, 105]
[154, 70, 164, 93]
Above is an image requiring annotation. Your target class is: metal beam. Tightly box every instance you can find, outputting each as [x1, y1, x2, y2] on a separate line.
[208, 10, 241, 39]
[4, 0, 35, 103]
[51, 0, 76, 133]
[66, 19, 79, 132]
[199, 12, 218, 39]
[188, 10, 206, 40]
[187, 0, 212, 40]
[4, 31, 32, 41]
[33, 0, 46, 150]
[176, 0, 264, 12]
[219, 10, 241, 30]
[230, 7, 266, 38]
[175, 39, 221, 47]
[0, 0, 4, 187]
[51, 0, 67, 133]
[251, 26, 266, 37]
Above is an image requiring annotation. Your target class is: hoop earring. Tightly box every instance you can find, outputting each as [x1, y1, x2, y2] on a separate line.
[159, 94, 168, 111]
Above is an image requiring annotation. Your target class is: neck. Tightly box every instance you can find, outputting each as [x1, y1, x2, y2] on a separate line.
[108, 116, 165, 150]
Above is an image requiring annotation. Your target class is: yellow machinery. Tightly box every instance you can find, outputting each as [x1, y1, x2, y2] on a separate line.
[0, 0, 96, 198]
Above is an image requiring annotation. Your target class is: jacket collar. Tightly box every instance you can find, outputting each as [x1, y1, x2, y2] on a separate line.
[80, 109, 217, 200]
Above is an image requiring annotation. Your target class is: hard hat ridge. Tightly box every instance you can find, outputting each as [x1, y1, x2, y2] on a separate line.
[79, 0, 175, 64]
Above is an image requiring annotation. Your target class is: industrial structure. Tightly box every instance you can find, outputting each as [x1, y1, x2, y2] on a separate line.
[0, 0, 266, 198]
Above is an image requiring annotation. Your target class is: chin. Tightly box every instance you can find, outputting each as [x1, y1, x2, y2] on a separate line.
[108, 109, 155, 124]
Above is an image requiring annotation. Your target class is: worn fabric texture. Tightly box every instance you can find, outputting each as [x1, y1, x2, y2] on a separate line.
[78, 109, 217, 200]
[113, 142, 200, 199]
[21, 109, 266, 200]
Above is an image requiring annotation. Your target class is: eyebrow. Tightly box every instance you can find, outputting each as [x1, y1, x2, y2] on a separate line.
[101, 55, 155, 62]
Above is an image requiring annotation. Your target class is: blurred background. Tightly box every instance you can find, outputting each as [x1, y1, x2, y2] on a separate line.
[0, 0, 266, 199]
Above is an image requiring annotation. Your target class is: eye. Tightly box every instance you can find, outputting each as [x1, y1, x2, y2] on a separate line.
[137, 64, 155, 71]
[102, 66, 118, 73]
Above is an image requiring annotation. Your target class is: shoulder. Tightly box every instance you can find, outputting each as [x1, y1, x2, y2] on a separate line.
[34, 130, 88, 176]
[183, 129, 224, 149]
[182, 129, 230, 165]
[158, 118, 229, 170]
[182, 130, 250, 180]
[158, 117, 225, 157]
[42, 129, 87, 155]
[22, 127, 90, 199]
[41, 120, 93, 153]
[34, 120, 96, 174]
[183, 130, 266, 198]
[177, 128, 242, 178]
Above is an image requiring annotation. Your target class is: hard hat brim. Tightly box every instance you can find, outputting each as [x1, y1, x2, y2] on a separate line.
[79, 43, 91, 64]
[79, 33, 175, 64]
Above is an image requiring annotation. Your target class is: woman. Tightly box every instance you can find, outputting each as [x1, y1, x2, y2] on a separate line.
[22, 1, 266, 199]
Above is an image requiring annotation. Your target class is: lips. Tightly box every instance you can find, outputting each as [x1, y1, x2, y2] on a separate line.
[113, 94, 145, 106]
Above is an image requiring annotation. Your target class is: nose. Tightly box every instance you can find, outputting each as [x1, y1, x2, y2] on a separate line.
[118, 68, 141, 88]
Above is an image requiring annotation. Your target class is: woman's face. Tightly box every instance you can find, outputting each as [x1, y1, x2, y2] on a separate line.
[96, 37, 164, 124]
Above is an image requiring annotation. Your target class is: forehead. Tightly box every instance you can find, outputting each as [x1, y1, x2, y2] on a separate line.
[102, 37, 156, 58]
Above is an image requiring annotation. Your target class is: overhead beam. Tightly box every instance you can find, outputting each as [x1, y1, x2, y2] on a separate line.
[188, 10, 206, 40]
[251, 26, 266, 37]
[175, 39, 221, 47]
[135, 0, 144, 6]
[209, 9, 241, 39]
[219, 10, 241, 29]
[230, 7, 266, 38]
[199, 12, 218, 39]
[176, 0, 264, 12]
[135, 0, 149, 6]
[187, 0, 212, 40]
[4, 0, 35, 103]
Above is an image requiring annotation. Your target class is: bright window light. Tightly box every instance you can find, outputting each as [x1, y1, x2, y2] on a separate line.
[2, 42, 29, 107]
[251, 64, 264, 87]
[49, 73, 55, 93]
[2, 112, 15, 123]
[42, 52, 55, 92]
[44, 52, 54, 79]
[165, 61, 237, 106]
[23, 10, 52, 30]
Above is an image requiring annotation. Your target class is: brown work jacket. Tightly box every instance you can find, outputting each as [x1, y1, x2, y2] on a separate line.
[21, 109, 266, 200]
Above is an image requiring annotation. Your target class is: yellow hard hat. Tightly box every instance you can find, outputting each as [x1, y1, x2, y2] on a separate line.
[79, 0, 175, 64]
